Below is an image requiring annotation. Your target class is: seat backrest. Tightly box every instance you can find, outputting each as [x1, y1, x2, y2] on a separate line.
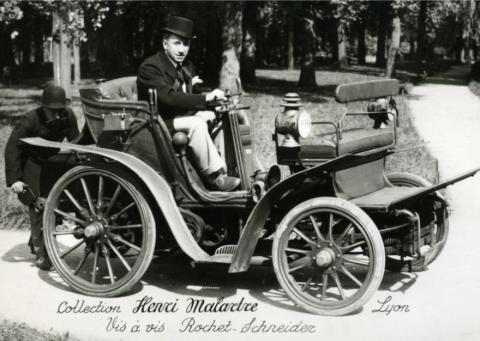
[98, 76, 138, 100]
[335, 79, 399, 103]
[79, 78, 149, 143]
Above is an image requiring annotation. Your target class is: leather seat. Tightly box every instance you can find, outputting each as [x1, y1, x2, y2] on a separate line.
[98, 76, 138, 100]
[300, 128, 394, 159]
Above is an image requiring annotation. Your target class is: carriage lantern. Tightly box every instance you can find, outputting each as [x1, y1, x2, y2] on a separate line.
[275, 93, 312, 147]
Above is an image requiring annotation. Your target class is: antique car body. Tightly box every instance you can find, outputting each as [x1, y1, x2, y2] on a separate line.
[22, 77, 479, 315]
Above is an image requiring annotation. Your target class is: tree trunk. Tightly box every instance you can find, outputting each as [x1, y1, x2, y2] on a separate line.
[337, 20, 347, 68]
[416, 0, 427, 62]
[357, 21, 366, 65]
[287, 12, 294, 70]
[240, 1, 256, 85]
[73, 42, 81, 84]
[386, 16, 401, 78]
[52, 13, 61, 86]
[34, 15, 45, 65]
[376, 3, 389, 66]
[0, 23, 15, 68]
[53, 13, 72, 97]
[219, 2, 244, 91]
[20, 3, 32, 68]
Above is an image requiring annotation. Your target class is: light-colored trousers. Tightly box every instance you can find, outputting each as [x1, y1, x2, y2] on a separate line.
[167, 111, 225, 176]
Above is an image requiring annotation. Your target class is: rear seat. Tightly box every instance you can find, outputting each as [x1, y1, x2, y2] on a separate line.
[300, 128, 394, 159]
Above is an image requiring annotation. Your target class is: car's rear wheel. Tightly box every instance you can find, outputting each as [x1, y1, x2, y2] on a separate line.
[272, 197, 385, 315]
[386, 172, 449, 271]
[43, 165, 155, 297]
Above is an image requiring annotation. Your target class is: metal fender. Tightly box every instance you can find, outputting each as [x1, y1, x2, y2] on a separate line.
[21, 137, 210, 262]
[229, 151, 387, 273]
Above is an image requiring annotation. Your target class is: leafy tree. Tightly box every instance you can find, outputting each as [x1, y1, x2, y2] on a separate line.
[240, 1, 257, 85]
[219, 1, 244, 91]
[0, 0, 23, 68]
[30, 0, 109, 93]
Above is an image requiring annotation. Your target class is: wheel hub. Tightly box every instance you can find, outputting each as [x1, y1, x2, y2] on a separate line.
[314, 248, 336, 267]
[84, 221, 105, 239]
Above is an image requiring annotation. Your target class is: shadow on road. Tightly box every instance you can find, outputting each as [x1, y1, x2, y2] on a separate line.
[1, 243, 420, 314]
[1, 242, 35, 264]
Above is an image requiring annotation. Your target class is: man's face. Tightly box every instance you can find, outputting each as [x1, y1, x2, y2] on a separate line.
[163, 34, 190, 64]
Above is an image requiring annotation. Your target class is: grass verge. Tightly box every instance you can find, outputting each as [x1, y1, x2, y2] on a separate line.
[0, 319, 80, 341]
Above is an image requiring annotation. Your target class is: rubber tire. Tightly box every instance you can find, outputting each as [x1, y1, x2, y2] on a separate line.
[43, 165, 156, 297]
[386, 172, 449, 269]
[272, 197, 385, 316]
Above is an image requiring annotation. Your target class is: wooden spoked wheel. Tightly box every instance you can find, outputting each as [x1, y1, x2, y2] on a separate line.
[272, 197, 385, 315]
[43, 166, 156, 297]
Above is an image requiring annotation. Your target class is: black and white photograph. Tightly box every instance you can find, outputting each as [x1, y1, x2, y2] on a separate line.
[0, 0, 479, 340]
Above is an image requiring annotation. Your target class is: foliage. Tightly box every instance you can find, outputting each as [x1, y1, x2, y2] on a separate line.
[31, 0, 110, 45]
[0, 0, 22, 24]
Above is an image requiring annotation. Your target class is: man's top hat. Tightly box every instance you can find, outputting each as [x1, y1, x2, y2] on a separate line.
[40, 85, 70, 109]
[163, 16, 195, 39]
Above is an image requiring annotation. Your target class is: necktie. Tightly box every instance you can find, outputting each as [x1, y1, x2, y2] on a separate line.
[176, 65, 185, 93]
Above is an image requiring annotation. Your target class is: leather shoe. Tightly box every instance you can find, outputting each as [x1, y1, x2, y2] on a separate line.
[35, 256, 52, 271]
[206, 173, 240, 191]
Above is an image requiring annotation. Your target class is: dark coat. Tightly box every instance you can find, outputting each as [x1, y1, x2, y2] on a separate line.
[4, 107, 79, 204]
[137, 51, 206, 121]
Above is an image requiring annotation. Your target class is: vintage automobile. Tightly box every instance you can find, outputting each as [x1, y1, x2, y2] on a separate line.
[22, 77, 479, 316]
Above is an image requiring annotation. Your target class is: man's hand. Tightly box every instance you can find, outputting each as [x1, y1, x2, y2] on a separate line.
[192, 76, 204, 86]
[206, 89, 226, 102]
[10, 181, 26, 194]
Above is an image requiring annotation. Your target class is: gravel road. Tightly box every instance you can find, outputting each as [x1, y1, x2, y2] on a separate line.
[1, 66, 480, 341]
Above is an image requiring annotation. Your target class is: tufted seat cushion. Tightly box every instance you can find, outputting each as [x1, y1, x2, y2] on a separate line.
[300, 128, 394, 159]
[98, 76, 138, 100]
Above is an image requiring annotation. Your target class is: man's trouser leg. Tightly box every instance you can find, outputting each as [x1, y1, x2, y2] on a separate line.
[28, 205, 47, 259]
[170, 114, 226, 176]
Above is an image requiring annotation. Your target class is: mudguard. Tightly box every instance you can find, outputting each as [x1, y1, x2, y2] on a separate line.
[229, 151, 387, 273]
[21, 137, 211, 262]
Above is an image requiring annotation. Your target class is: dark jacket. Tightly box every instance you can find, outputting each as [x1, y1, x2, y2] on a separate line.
[4, 107, 78, 203]
[137, 51, 206, 121]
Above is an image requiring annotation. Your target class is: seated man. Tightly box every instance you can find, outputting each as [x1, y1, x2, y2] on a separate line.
[137, 16, 240, 191]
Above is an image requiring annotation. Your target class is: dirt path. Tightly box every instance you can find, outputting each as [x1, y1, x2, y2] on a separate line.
[1, 66, 480, 341]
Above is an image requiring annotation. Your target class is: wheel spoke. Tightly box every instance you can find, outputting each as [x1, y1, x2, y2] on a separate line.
[105, 185, 122, 216]
[97, 176, 104, 210]
[102, 245, 115, 284]
[53, 230, 76, 235]
[340, 240, 366, 252]
[285, 247, 311, 255]
[63, 189, 88, 217]
[107, 224, 142, 230]
[309, 215, 326, 242]
[74, 250, 91, 275]
[110, 202, 135, 221]
[302, 277, 312, 291]
[91, 243, 99, 284]
[288, 255, 312, 273]
[106, 239, 132, 271]
[327, 213, 334, 241]
[340, 265, 363, 287]
[80, 178, 95, 215]
[321, 273, 329, 301]
[335, 223, 353, 244]
[343, 255, 370, 266]
[59, 239, 85, 258]
[109, 233, 141, 253]
[292, 227, 316, 246]
[54, 209, 87, 226]
[332, 272, 345, 300]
